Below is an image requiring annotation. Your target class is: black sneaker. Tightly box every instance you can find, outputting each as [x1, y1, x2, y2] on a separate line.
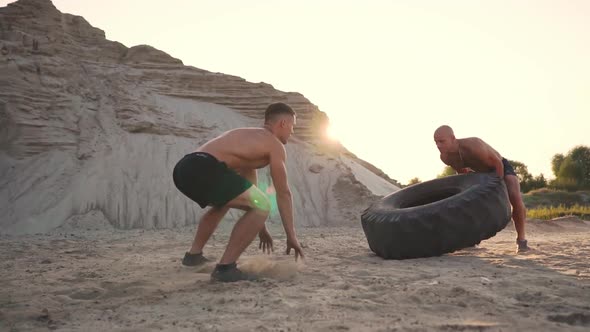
[211, 263, 258, 282]
[182, 252, 210, 266]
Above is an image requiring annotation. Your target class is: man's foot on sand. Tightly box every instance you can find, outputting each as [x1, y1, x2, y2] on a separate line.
[182, 252, 210, 266]
[517, 239, 530, 253]
[211, 263, 259, 282]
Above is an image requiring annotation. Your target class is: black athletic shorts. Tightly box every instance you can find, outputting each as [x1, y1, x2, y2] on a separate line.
[501, 158, 517, 177]
[172, 152, 253, 208]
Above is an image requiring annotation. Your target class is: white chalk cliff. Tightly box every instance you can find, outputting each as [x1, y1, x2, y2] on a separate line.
[0, 0, 399, 234]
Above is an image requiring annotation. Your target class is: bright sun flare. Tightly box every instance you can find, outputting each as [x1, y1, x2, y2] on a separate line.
[325, 123, 340, 141]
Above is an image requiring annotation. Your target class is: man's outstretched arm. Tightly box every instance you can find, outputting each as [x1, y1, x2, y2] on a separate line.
[269, 143, 304, 260]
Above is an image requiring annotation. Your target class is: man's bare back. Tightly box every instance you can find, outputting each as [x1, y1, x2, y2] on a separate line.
[198, 128, 283, 171]
[440, 137, 504, 175]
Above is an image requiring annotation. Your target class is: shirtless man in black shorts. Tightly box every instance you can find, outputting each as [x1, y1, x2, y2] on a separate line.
[172, 103, 304, 282]
[433, 125, 530, 252]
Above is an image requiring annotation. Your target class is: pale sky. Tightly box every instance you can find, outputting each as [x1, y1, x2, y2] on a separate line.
[3, 0, 589, 184]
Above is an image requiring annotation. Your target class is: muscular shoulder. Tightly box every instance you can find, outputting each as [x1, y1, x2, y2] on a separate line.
[463, 137, 501, 162]
[269, 138, 286, 159]
[461, 137, 487, 152]
[256, 130, 285, 157]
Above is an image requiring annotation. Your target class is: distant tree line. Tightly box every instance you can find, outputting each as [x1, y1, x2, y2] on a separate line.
[550, 145, 590, 191]
[432, 145, 590, 193]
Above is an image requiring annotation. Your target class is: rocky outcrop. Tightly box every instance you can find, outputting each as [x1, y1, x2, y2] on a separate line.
[0, 0, 399, 234]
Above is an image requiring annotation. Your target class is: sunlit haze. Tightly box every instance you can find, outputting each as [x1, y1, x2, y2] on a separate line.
[3, 0, 589, 184]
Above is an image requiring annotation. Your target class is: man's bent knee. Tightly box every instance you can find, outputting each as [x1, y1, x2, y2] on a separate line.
[225, 186, 270, 212]
[248, 189, 271, 214]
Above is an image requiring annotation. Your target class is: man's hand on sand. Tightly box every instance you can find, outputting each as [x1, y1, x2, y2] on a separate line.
[258, 228, 274, 254]
[286, 236, 304, 261]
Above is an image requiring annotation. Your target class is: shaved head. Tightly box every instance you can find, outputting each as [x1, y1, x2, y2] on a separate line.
[434, 125, 458, 153]
[434, 125, 454, 138]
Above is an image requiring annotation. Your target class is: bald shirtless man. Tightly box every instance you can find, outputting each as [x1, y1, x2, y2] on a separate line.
[172, 103, 304, 282]
[433, 125, 530, 252]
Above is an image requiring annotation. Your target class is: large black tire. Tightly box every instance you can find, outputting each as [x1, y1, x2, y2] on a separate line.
[361, 172, 511, 259]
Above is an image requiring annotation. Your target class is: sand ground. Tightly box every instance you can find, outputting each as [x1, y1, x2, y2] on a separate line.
[1, 217, 589, 331]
